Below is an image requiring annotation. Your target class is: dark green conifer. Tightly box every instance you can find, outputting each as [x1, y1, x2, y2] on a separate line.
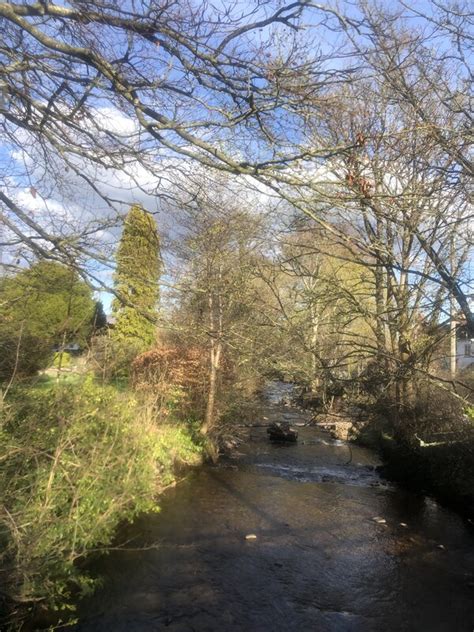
[112, 205, 160, 347]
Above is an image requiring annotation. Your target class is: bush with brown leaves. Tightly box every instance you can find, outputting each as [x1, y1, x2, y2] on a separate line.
[132, 345, 209, 419]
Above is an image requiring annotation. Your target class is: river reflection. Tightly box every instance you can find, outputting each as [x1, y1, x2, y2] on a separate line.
[74, 385, 474, 631]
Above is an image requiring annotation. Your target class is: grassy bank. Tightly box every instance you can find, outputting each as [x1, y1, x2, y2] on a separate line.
[0, 374, 202, 626]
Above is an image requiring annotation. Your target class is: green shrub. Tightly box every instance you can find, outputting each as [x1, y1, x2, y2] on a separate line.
[0, 376, 201, 609]
[52, 351, 71, 368]
[0, 331, 52, 381]
[87, 335, 143, 381]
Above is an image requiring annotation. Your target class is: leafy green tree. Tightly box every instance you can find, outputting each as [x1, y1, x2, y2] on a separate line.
[112, 205, 161, 348]
[0, 261, 96, 379]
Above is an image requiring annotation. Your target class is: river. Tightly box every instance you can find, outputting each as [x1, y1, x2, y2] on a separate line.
[74, 383, 474, 631]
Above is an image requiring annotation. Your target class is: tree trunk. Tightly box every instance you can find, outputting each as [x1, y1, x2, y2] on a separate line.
[202, 338, 222, 435]
[201, 285, 223, 436]
[310, 300, 320, 391]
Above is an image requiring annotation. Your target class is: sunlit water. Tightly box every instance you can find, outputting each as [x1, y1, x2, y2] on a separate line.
[74, 383, 474, 631]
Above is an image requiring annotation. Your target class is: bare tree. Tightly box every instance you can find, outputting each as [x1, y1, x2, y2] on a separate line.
[333, 0, 473, 330]
[0, 0, 352, 276]
[0, 0, 471, 345]
[167, 173, 264, 434]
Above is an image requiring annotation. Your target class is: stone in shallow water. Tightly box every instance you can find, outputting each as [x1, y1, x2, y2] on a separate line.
[372, 516, 386, 524]
[266, 421, 298, 442]
[245, 533, 258, 540]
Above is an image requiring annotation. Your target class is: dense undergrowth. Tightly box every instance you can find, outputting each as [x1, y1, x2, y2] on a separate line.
[0, 374, 202, 623]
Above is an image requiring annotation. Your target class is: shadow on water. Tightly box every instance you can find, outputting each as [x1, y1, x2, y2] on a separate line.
[72, 384, 474, 632]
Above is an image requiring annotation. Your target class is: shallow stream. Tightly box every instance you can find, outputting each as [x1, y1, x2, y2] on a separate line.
[74, 383, 474, 631]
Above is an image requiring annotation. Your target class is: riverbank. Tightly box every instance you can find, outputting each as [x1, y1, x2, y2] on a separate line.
[303, 397, 474, 522]
[377, 438, 474, 521]
[0, 376, 203, 631]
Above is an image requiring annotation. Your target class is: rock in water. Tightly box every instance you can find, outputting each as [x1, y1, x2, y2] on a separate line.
[245, 534, 257, 540]
[266, 421, 298, 442]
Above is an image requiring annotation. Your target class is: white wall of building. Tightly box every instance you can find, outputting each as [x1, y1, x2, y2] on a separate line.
[457, 338, 474, 370]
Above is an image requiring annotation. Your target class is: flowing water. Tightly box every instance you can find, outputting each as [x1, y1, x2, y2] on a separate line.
[74, 383, 474, 631]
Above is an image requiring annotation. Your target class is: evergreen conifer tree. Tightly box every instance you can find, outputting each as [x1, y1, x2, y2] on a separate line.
[112, 205, 160, 347]
[0, 260, 96, 378]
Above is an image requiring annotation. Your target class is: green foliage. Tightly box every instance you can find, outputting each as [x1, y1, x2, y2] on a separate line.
[0, 332, 52, 381]
[88, 335, 145, 381]
[153, 424, 203, 485]
[112, 205, 161, 349]
[0, 261, 95, 380]
[0, 376, 201, 607]
[52, 351, 71, 368]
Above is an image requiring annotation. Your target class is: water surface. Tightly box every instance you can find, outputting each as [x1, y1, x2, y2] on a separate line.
[74, 385, 474, 631]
